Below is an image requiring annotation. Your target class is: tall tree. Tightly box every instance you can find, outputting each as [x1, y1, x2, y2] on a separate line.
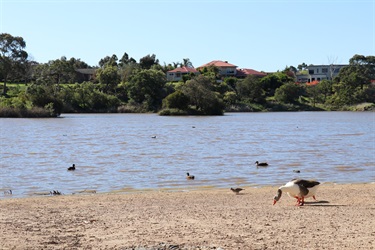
[0, 33, 28, 95]
[127, 69, 166, 110]
[139, 54, 159, 69]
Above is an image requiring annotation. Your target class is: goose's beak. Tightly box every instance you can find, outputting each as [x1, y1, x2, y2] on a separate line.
[273, 199, 277, 205]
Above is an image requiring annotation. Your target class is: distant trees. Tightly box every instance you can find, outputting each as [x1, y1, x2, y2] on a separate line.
[1, 33, 374, 116]
[329, 55, 375, 107]
[0, 33, 28, 95]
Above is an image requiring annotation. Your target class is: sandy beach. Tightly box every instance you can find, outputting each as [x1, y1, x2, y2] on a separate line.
[0, 183, 374, 249]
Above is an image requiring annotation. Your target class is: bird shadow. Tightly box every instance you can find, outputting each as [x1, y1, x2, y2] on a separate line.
[303, 200, 347, 207]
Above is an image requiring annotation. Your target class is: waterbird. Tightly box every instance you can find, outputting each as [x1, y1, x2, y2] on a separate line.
[230, 188, 244, 195]
[4, 190, 12, 195]
[68, 164, 76, 171]
[186, 172, 195, 180]
[273, 179, 320, 206]
[255, 161, 268, 167]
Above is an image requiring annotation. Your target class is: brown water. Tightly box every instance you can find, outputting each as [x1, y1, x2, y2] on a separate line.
[1, 112, 374, 198]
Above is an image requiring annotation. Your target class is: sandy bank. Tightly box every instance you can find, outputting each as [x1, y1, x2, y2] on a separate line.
[1, 183, 374, 249]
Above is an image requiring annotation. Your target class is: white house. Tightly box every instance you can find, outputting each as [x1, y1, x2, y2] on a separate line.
[296, 64, 347, 83]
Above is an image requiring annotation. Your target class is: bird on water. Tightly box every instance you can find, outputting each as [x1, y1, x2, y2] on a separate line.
[255, 161, 268, 167]
[186, 172, 195, 180]
[68, 164, 76, 171]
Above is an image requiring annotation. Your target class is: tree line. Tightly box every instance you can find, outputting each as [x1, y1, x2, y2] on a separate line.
[0, 33, 374, 117]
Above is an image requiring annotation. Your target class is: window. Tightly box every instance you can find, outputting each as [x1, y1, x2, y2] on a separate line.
[322, 68, 328, 73]
[309, 69, 314, 74]
[176, 73, 181, 77]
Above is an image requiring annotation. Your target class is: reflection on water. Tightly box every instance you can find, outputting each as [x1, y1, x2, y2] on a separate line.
[0, 112, 374, 198]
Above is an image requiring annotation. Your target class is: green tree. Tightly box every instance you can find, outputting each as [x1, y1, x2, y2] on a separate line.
[99, 54, 118, 68]
[127, 69, 167, 111]
[119, 52, 136, 67]
[236, 75, 265, 103]
[260, 72, 292, 96]
[331, 54, 375, 106]
[139, 54, 159, 69]
[181, 75, 224, 115]
[96, 65, 120, 93]
[162, 91, 189, 110]
[0, 33, 28, 95]
[274, 82, 303, 104]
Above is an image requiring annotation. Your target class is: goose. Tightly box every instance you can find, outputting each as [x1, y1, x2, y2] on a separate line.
[68, 164, 76, 171]
[273, 179, 320, 206]
[255, 161, 268, 167]
[186, 172, 195, 180]
[230, 188, 244, 195]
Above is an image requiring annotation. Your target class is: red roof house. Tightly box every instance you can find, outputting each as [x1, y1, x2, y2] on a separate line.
[166, 66, 199, 82]
[197, 60, 238, 77]
[236, 68, 267, 78]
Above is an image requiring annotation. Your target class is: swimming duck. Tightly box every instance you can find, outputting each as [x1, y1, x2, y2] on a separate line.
[230, 188, 244, 195]
[255, 161, 268, 167]
[186, 172, 195, 180]
[68, 164, 75, 171]
[273, 179, 320, 206]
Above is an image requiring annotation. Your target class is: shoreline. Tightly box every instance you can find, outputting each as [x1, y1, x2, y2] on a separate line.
[2, 181, 374, 201]
[1, 183, 374, 249]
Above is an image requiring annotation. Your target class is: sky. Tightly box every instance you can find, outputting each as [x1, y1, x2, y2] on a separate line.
[1, 0, 374, 72]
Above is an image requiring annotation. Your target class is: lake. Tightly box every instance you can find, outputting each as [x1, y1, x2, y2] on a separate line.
[1, 112, 374, 198]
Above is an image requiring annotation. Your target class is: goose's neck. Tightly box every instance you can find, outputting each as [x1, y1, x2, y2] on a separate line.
[275, 189, 282, 201]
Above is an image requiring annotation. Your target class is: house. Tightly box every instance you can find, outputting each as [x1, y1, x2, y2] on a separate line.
[166, 66, 199, 82]
[197, 60, 238, 77]
[76, 68, 97, 82]
[296, 64, 347, 83]
[236, 68, 267, 78]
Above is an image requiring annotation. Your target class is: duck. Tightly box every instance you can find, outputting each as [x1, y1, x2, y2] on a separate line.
[4, 189, 12, 195]
[255, 161, 268, 167]
[230, 188, 244, 195]
[273, 179, 320, 206]
[67, 164, 75, 171]
[186, 172, 195, 180]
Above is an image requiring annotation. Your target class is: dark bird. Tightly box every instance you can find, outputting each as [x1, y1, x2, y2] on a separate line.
[50, 190, 62, 195]
[230, 188, 244, 195]
[273, 179, 320, 206]
[151, 136, 157, 139]
[68, 164, 76, 171]
[4, 190, 12, 195]
[186, 172, 195, 180]
[255, 161, 268, 167]
[293, 170, 301, 173]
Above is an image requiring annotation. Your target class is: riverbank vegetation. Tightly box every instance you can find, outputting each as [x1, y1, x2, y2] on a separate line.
[1, 33, 374, 117]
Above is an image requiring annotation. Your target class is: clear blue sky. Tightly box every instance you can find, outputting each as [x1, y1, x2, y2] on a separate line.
[1, 0, 374, 72]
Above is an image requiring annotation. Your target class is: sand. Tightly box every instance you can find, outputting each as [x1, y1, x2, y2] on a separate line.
[0, 183, 374, 249]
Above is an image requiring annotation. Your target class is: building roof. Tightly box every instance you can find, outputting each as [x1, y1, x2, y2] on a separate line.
[236, 68, 267, 77]
[167, 66, 198, 73]
[197, 60, 237, 68]
[306, 80, 319, 86]
[76, 68, 96, 75]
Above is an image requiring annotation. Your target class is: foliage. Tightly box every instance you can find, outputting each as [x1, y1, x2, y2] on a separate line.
[236, 75, 265, 104]
[96, 65, 120, 93]
[260, 72, 293, 96]
[181, 75, 225, 115]
[139, 54, 159, 69]
[0, 33, 28, 95]
[274, 82, 304, 104]
[126, 69, 167, 111]
[162, 91, 189, 111]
